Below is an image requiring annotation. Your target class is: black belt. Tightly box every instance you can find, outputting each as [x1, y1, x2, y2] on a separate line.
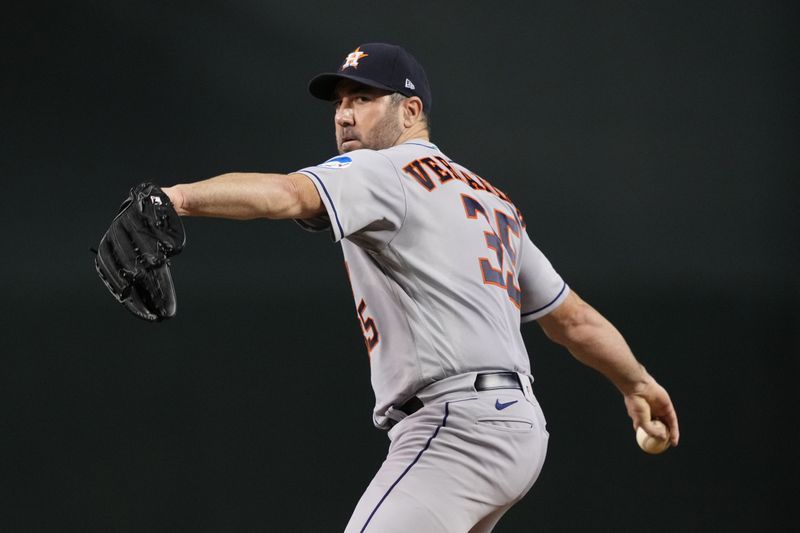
[398, 372, 525, 418]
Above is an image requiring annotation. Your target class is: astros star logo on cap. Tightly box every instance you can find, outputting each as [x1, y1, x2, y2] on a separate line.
[341, 46, 368, 70]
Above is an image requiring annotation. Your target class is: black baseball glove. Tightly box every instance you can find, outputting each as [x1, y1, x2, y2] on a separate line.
[94, 182, 186, 322]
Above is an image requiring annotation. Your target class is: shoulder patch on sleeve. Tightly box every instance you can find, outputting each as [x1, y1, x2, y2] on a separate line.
[319, 155, 353, 169]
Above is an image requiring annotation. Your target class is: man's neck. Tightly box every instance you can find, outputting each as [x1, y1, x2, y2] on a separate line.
[395, 124, 430, 146]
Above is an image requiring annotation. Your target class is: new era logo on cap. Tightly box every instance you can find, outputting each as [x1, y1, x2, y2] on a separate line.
[308, 42, 433, 114]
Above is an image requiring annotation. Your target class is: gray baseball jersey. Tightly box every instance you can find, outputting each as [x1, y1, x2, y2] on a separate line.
[297, 139, 568, 429]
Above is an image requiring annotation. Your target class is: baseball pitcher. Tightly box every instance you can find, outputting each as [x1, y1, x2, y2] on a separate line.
[94, 43, 679, 532]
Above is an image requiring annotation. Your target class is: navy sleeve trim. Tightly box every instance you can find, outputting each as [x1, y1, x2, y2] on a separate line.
[521, 281, 567, 318]
[304, 170, 344, 240]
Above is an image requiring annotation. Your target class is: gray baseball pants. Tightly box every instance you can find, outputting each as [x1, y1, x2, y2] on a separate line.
[345, 372, 549, 533]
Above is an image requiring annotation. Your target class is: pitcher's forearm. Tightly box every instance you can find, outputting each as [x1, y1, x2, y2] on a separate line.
[538, 291, 652, 395]
[560, 315, 653, 395]
[163, 172, 322, 220]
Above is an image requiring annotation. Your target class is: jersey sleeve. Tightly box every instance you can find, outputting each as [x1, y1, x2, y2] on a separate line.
[294, 150, 406, 249]
[517, 230, 569, 323]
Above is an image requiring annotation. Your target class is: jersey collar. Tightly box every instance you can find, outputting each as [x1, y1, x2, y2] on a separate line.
[402, 138, 439, 150]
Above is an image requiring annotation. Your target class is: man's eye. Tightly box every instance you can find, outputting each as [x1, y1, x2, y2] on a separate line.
[357, 96, 371, 103]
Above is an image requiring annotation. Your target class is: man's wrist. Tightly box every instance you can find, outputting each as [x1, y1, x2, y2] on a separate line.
[162, 185, 188, 216]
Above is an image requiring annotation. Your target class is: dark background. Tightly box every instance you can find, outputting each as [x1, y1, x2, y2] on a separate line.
[3, 1, 798, 532]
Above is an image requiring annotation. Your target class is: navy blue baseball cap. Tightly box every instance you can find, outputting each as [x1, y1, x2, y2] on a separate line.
[308, 43, 432, 114]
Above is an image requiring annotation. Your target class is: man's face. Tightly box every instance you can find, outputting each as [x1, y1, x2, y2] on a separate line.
[333, 80, 403, 154]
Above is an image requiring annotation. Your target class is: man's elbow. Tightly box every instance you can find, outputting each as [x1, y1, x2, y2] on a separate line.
[537, 291, 594, 347]
[267, 173, 323, 220]
[249, 174, 317, 220]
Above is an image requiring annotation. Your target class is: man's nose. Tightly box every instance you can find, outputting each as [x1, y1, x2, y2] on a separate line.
[335, 105, 354, 126]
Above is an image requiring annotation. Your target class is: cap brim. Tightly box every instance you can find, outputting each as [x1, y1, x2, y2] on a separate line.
[308, 72, 397, 101]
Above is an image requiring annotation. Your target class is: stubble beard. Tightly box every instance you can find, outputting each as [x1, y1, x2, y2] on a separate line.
[337, 107, 403, 154]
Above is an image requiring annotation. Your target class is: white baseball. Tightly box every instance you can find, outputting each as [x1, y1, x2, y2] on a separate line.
[636, 421, 670, 454]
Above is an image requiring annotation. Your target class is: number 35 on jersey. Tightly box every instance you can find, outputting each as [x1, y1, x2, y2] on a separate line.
[461, 193, 522, 309]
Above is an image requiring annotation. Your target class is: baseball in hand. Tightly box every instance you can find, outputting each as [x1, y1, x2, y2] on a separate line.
[636, 421, 670, 454]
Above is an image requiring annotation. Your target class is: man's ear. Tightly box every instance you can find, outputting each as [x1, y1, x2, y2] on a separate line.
[402, 97, 424, 127]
